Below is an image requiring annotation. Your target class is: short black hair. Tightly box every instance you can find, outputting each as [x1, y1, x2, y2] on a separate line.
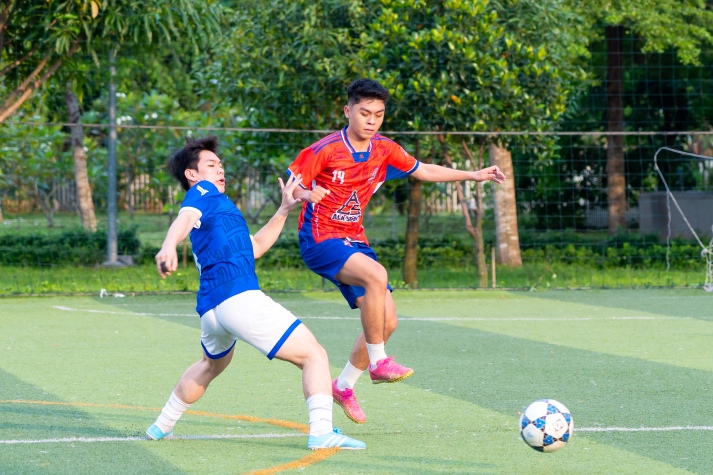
[347, 78, 390, 106]
[169, 135, 219, 191]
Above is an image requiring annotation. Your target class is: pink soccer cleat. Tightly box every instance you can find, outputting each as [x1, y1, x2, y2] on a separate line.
[332, 379, 366, 424]
[368, 356, 414, 384]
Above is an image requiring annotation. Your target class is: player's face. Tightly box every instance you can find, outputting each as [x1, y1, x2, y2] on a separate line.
[187, 150, 226, 193]
[344, 99, 385, 142]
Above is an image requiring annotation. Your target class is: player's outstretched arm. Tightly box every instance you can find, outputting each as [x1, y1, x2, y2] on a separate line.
[411, 162, 506, 184]
[252, 174, 303, 259]
[155, 210, 200, 278]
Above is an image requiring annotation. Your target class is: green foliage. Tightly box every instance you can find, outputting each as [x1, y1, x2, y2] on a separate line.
[0, 227, 140, 266]
[1, 0, 224, 124]
[0, 113, 107, 223]
[521, 239, 704, 270]
[0, 120, 68, 199]
[572, 0, 713, 66]
[3, 0, 223, 63]
[215, 0, 362, 130]
[361, 0, 586, 135]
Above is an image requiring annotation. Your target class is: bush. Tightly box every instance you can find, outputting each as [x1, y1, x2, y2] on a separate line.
[3, 227, 704, 271]
[0, 228, 141, 266]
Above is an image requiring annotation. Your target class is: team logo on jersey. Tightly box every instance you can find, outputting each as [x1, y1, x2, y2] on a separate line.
[331, 190, 362, 223]
[196, 185, 209, 196]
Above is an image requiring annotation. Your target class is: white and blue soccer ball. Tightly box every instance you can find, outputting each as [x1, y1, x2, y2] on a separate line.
[519, 399, 573, 453]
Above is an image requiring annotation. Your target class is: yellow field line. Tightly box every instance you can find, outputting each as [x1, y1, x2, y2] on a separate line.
[0, 399, 340, 474]
[244, 448, 340, 475]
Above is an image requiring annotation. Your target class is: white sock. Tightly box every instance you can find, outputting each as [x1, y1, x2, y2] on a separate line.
[306, 394, 333, 437]
[366, 342, 387, 368]
[336, 361, 364, 391]
[155, 392, 191, 433]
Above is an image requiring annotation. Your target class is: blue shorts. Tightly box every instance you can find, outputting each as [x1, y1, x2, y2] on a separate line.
[299, 236, 392, 309]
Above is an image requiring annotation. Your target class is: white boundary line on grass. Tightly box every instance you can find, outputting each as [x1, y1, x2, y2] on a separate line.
[5, 426, 713, 444]
[52, 306, 675, 322]
[0, 433, 303, 444]
[577, 426, 713, 432]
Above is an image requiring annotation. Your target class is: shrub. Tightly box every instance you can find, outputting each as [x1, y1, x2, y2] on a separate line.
[0, 228, 141, 266]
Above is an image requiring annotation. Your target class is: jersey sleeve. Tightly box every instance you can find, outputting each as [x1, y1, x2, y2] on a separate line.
[385, 142, 420, 181]
[287, 147, 328, 189]
[180, 180, 221, 217]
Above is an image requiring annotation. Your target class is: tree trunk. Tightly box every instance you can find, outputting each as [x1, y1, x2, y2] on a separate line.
[35, 181, 56, 227]
[0, 198, 4, 222]
[489, 142, 522, 267]
[462, 140, 488, 287]
[65, 82, 97, 232]
[437, 134, 488, 286]
[403, 139, 422, 288]
[606, 25, 627, 234]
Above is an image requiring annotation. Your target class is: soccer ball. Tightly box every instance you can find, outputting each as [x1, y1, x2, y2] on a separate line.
[519, 399, 573, 453]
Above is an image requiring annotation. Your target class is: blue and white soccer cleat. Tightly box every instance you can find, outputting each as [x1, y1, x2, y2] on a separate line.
[146, 424, 173, 440]
[307, 427, 366, 450]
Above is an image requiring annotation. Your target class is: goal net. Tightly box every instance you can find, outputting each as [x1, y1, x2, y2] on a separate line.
[653, 147, 713, 292]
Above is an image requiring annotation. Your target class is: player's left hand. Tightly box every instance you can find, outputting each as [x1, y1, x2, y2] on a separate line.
[473, 166, 506, 184]
[278, 173, 303, 213]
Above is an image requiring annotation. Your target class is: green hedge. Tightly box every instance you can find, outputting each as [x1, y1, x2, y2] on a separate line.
[0, 228, 141, 266]
[256, 235, 704, 270]
[2, 228, 706, 271]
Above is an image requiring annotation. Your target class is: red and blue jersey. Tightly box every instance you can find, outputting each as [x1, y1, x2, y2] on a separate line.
[287, 126, 419, 245]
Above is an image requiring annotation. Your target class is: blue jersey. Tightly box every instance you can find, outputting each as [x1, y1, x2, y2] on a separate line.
[180, 180, 260, 316]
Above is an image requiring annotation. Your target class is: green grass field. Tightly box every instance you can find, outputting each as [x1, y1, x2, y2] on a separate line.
[2, 289, 713, 474]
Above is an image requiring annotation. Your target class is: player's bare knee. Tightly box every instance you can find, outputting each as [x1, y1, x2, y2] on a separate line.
[363, 265, 388, 290]
[306, 342, 329, 365]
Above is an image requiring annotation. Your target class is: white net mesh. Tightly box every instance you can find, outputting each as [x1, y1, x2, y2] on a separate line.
[705, 229, 713, 292]
[653, 147, 713, 292]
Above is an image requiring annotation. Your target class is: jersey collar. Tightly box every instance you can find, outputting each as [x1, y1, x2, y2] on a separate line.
[341, 126, 371, 163]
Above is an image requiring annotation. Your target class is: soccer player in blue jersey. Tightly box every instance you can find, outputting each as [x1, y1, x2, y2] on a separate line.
[145, 136, 365, 450]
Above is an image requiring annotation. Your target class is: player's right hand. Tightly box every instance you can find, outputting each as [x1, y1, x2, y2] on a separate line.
[155, 249, 177, 278]
[278, 173, 303, 212]
[308, 186, 330, 204]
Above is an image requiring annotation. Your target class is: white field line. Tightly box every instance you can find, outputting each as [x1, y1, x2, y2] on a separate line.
[0, 432, 303, 444]
[5, 426, 713, 445]
[302, 316, 674, 322]
[577, 426, 713, 432]
[52, 306, 676, 322]
[52, 306, 195, 317]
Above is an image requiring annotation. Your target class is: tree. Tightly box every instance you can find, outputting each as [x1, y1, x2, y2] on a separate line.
[1, 0, 221, 123]
[567, 0, 713, 234]
[209, 0, 363, 215]
[216, 0, 584, 284]
[359, 0, 586, 282]
[4, 0, 221, 230]
[214, 0, 361, 130]
[0, 121, 73, 226]
[65, 82, 97, 230]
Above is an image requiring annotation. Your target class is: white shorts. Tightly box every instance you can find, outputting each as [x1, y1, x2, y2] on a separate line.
[199, 290, 302, 360]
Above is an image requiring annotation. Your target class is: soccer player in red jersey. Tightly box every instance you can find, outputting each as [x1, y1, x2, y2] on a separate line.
[287, 79, 506, 424]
